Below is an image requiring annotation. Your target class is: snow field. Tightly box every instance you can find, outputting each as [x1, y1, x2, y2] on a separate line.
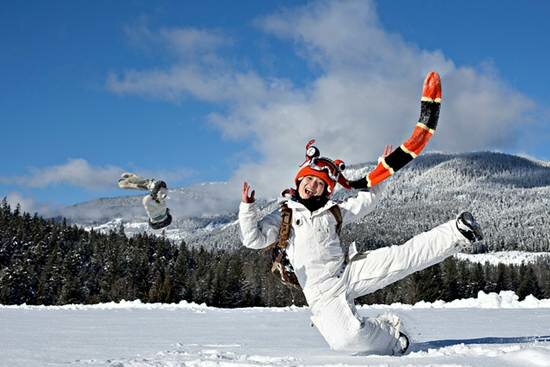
[1, 291, 549, 367]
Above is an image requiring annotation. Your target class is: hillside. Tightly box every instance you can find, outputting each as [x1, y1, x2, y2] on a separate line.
[62, 152, 550, 253]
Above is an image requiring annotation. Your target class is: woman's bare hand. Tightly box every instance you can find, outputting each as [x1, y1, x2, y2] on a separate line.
[382, 144, 393, 158]
[242, 182, 256, 203]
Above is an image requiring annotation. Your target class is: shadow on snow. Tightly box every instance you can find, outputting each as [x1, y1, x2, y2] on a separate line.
[411, 335, 550, 352]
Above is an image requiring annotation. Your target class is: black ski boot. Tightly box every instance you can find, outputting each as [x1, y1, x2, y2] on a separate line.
[456, 212, 483, 242]
[394, 332, 410, 355]
[149, 180, 168, 201]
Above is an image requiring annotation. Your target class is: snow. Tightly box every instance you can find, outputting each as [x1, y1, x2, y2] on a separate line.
[3, 291, 549, 311]
[2, 292, 550, 367]
[372, 291, 550, 310]
[455, 251, 550, 266]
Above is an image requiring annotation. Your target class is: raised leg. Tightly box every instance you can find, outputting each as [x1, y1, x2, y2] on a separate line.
[347, 220, 468, 299]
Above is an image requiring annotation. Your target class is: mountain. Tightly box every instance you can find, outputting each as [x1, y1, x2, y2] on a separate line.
[59, 181, 243, 244]
[61, 152, 550, 252]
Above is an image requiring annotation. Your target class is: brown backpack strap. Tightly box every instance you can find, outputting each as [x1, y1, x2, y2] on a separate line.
[262, 202, 293, 254]
[328, 205, 343, 236]
[277, 203, 293, 248]
[266, 203, 341, 249]
[329, 205, 349, 264]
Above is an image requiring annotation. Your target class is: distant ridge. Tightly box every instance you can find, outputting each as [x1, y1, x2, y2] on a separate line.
[60, 152, 550, 253]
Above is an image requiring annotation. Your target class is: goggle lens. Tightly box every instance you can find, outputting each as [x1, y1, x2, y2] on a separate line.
[309, 158, 340, 181]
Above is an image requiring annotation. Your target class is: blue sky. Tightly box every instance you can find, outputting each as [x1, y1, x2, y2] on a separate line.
[2, 0, 549, 214]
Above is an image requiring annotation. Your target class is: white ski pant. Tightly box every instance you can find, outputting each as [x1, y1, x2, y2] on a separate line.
[309, 220, 469, 354]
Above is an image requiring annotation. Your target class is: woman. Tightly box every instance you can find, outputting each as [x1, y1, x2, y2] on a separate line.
[238, 73, 482, 355]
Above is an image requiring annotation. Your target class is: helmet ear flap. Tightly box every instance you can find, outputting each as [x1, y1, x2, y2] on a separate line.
[334, 159, 352, 190]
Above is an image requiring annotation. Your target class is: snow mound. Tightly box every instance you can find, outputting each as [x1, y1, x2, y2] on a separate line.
[365, 291, 550, 310]
[2, 291, 549, 310]
[505, 346, 550, 367]
[0, 299, 209, 312]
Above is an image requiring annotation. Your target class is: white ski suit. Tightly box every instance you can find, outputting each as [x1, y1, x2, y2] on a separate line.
[238, 183, 469, 355]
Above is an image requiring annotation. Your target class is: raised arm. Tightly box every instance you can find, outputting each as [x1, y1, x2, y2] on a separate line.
[238, 182, 281, 250]
[338, 73, 442, 221]
[366, 71, 442, 187]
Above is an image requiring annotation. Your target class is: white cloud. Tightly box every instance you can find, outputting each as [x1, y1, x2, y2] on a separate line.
[159, 27, 228, 57]
[0, 159, 123, 190]
[4, 192, 51, 215]
[107, 0, 536, 198]
[124, 19, 229, 60]
[110, 24, 243, 103]
[107, 66, 273, 104]
[0, 159, 191, 191]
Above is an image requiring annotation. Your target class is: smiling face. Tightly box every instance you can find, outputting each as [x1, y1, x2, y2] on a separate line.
[298, 175, 327, 199]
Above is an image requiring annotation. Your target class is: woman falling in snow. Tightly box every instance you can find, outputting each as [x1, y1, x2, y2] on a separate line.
[238, 72, 483, 355]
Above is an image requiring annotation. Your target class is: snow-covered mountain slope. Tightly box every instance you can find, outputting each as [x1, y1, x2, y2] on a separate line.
[61, 182, 243, 244]
[456, 251, 550, 266]
[2, 291, 550, 367]
[62, 152, 550, 254]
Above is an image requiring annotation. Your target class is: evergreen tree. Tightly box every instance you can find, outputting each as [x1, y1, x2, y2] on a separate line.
[172, 241, 191, 301]
[2, 200, 550, 308]
[457, 260, 471, 299]
[495, 263, 511, 292]
[470, 263, 486, 297]
[417, 265, 443, 302]
[1, 254, 39, 304]
[224, 255, 246, 307]
[58, 247, 85, 304]
[441, 258, 459, 301]
[518, 265, 543, 300]
[37, 243, 64, 305]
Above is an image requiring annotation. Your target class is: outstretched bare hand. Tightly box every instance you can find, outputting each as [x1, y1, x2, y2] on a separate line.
[382, 144, 393, 158]
[242, 182, 256, 203]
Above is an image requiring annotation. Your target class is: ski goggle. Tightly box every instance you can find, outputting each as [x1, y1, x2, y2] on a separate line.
[308, 157, 344, 182]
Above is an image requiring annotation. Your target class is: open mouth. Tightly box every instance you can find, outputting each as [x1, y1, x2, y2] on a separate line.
[305, 188, 314, 196]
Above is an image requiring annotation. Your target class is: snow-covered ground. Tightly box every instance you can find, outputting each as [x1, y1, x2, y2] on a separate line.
[455, 251, 550, 266]
[1, 291, 549, 367]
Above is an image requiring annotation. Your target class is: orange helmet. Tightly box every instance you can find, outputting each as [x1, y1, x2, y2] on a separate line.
[294, 140, 351, 194]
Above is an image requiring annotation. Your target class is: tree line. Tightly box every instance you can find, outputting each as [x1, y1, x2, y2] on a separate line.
[1, 198, 549, 307]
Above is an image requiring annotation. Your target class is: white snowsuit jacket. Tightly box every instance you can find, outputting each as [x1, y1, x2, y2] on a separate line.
[239, 183, 468, 355]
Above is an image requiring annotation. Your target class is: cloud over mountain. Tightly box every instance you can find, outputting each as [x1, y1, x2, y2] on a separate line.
[107, 0, 535, 198]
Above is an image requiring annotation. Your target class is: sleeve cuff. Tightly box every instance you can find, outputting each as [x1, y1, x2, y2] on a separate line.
[239, 201, 255, 213]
